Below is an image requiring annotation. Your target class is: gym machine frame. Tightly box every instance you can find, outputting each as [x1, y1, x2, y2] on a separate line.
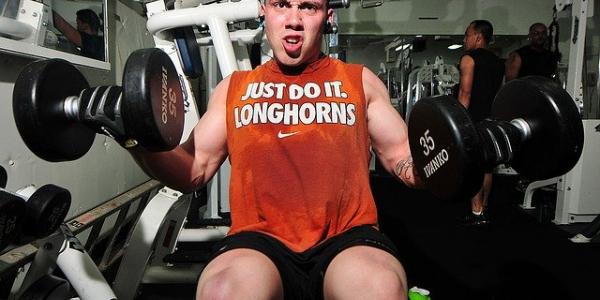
[111, 1, 261, 299]
[522, 0, 600, 225]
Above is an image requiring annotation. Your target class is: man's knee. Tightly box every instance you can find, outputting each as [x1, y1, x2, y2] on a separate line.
[197, 269, 237, 300]
[349, 265, 407, 297]
[324, 246, 407, 299]
[196, 249, 284, 300]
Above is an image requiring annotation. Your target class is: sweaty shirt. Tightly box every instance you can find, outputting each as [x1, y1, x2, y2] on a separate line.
[515, 45, 558, 79]
[225, 56, 378, 252]
[462, 48, 504, 122]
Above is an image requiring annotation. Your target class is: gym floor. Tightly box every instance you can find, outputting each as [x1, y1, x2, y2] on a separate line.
[373, 172, 600, 300]
[137, 173, 600, 299]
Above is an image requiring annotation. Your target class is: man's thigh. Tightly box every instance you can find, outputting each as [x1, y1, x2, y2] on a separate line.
[197, 248, 284, 300]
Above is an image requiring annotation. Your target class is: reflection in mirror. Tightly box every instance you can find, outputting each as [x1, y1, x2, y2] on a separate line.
[50, 0, 105, 61]
[0, 0, 107, 64]
[338, 34, 528, 117]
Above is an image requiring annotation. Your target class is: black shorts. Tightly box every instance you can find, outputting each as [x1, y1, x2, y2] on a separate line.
[205, 225, 399, 300]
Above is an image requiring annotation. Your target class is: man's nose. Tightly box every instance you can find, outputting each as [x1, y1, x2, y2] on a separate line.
[285, 7, 303, 27]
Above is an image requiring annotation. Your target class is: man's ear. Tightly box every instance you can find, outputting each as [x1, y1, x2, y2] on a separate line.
[259, 2, 266, 17]
[322, 10, 334, 34]
[475, 33, 483, 44]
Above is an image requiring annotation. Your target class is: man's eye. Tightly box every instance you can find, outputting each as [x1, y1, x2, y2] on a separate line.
[300, 4, 317, 10]
[299, 3, 320, 10]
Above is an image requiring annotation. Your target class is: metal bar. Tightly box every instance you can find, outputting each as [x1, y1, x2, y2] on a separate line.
[84, 219, 106, 251]
[66, 180, 162, 234]
[98, 202, 132, 269]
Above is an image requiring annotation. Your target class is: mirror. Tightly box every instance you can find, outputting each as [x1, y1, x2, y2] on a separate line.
[338, 34, 529, 117]
[339, 34, 528, 72]
[0, 0, 109, 69]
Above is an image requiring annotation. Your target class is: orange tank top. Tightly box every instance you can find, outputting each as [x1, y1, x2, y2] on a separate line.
[225, 56, 378, 252]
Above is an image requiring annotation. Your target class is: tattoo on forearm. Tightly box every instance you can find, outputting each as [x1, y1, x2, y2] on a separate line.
[394, 158, 414, 181]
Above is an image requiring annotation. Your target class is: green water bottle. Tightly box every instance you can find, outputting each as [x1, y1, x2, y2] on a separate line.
[408, 286, 431, 300]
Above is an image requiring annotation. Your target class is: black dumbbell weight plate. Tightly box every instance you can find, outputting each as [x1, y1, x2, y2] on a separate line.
[408, 96, 484, 200]
[0, 165, 6, 189]
[13, 59, 96, 161]
[491, 76, 584, 180]
[0, 192, 25, 250]
[122, 48, 185, 151]
[25, 184, 71, 238]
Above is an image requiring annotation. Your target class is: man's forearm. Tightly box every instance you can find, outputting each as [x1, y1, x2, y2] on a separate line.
[129, 146, 201, 193]
[394, 157, 422, 188]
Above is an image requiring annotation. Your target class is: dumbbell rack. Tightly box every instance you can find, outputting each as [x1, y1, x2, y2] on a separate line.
[0, 180, 162, 299]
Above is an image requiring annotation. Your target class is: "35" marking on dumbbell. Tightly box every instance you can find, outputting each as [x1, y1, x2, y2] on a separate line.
[161, 66, 178, 124]
[419, 130, 435, 156]
[419, 130, 449, 178]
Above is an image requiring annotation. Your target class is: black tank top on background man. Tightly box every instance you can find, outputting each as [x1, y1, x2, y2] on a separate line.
[462, 48, 504, 122]
[80, 31, 105, 61]
[515, 45, 558, 79]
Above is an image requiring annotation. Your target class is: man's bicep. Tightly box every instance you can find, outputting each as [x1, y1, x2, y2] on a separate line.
[458, 55, 475, 108]
[505, 52, 521, 81]
[184, 77, 230, 184]
[53, 12, 82, 46]
[364, 69, 410, 169]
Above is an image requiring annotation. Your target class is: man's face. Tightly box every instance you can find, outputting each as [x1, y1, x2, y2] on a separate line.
[529, 24, 548, 47]
[261, 0, 332, 67]
[76, 18, 89, 32]
[463, 24, 479, 51]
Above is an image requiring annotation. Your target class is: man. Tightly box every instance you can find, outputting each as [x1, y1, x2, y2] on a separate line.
[53, 9, 105, 61]
[505, 22, 559, 81]
[130, 0, 420, 299]
[458, 20, 504, 225]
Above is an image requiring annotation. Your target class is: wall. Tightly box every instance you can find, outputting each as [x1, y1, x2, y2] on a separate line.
[338, 0, 556, 35]
[0, 0, 153, 218]
[337, 0, 559, 72]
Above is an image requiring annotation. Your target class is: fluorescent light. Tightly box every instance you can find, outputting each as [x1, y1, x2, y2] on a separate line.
[448, 44, 462, 50]
[395, 44, 411, 51]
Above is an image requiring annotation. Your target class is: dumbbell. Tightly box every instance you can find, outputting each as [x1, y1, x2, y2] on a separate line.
[408, 76, 584, 200]
[12, 48, 185, 162]
[0, 165, 22, 251]
[0, 165, 6, 189]
[0, 185, 71, 248]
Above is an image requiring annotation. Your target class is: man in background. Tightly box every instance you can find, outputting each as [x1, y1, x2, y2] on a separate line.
[458, 20, 505, 225]
[53, 9, 104, 61]
[505, 22, 559, 81]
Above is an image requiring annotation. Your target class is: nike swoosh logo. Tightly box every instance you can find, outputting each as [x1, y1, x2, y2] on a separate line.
[277, 130, 299, 139]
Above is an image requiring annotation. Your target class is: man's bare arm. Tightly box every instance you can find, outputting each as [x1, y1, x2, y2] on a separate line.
[52, 11, 82, 47]
[129, 76, 230, 193]
[505, 52, 521, 82]
[458, 55, 475, 109]
[364, 68, 421, 187]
